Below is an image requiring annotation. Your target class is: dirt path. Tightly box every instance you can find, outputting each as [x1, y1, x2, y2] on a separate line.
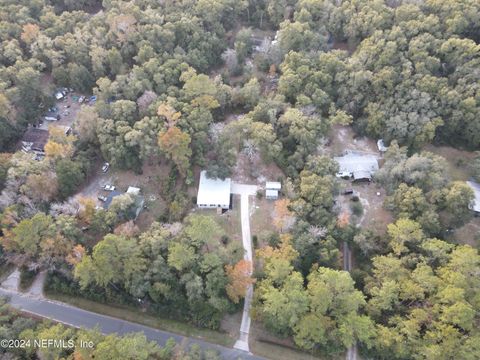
[1, 268, 20, 291]
[28, 270, 47, 297]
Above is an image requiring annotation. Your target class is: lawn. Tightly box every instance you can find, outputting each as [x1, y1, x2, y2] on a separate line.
[449, 217, 480, 248]
[44, 290, 236, 348]
[424, 145, 475, 181]
[0, 261, 14, 283]
[18, 267, 37, 292]
[198, 195, 242, 243]
[250, 320, 340, 360]
[250, 196, 277, 248]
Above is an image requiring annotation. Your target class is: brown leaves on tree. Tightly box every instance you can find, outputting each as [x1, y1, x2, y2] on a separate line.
[158, 126, 191, 176]
[225, 259, 255, 304]
[273, 198, 294, 232]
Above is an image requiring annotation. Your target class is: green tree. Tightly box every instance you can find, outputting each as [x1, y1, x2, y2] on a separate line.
[56, 159, 85, 199]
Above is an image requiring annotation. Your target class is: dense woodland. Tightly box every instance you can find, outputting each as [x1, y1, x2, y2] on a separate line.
[0, 0, 479, 359]
[0, 297, 222, 359]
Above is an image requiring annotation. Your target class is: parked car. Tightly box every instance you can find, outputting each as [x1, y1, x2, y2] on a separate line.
[336, 171, 352, 179]
[103, 184, 116, 191]
[78, 96, 85, 103]
[98, 195, 107, 202]
[343, 189, 354, 195]
[102, 162, 110, 173]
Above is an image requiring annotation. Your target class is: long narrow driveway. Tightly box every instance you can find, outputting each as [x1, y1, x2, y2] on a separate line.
[0, 287, 263, 360]
[231, 183, 257, 353]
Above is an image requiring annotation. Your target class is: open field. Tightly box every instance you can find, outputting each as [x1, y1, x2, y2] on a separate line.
[424, 145, 476, 181]
[450, 217, 480, 248]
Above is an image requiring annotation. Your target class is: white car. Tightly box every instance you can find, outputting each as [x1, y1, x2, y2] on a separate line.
[102, 162, 110, 173]
[98, 195, 107, 202]
[336, 171, 352, 179]
[103, 184, 116, 191]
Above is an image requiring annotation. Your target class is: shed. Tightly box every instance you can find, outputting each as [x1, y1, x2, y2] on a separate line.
[265, 181, 281, 200]
[377, 139, 388, 152]
[466, 181, 480, 213]
[266, 189, 279, 200]
[126, 186, 141, 195]
[197, 170, 232, 209]
[266, 182, 281, 190]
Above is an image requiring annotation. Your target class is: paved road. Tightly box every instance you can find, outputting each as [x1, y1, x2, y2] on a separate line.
[0, 288, 264, 360]
[231, 183, 257, 353]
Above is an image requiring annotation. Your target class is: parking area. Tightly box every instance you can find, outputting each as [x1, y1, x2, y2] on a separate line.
[72, 161, 170, 230]
[39, 89, 95, 132]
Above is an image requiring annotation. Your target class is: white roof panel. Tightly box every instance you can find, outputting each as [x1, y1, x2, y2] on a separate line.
[127, 186, 141, 195]
[334, 152, 379, 175]
[466, 181, 480, 212]
[197, 171, 231, 207]
[266, 181, 281, 190]
[266, 189, 279, 197]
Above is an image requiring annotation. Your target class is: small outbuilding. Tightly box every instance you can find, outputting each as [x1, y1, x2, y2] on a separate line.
[466, 181, 480, 214]
[265, 181, 281, 200]
[126, 186, 141, 196]
[377, 139, 388, 152]
[197, 170, 232, 209]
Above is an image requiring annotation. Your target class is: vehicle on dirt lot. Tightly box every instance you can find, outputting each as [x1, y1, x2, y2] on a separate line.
[98, 195, 107, 202]
[103, 184, 116, 191]
[102, 162, 110, 173]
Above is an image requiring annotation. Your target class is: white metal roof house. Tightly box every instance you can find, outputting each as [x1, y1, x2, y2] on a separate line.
[466, 181, 480, 213]
[197, 171, 232, 209]
[334, 152, 379, 182]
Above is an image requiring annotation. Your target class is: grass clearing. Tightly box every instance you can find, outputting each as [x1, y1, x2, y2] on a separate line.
[199, 196, 242, 243]
[424, 145, 475, 181]
[249, 321, 338, 360]
[250, 196, 277, 248]
[44, 290, 236, 348]
[450, 217, 480, 248]
[18, 268, 37, 292]
[0, 262, 14, 283]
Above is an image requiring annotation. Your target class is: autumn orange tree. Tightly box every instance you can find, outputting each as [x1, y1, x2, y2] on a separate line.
[20, 23, 40, 44]
[273, 198, 293, 232]
[45, 126, 76, 159]
[225, 259, 255, 303]
[158, 126, 192, 176]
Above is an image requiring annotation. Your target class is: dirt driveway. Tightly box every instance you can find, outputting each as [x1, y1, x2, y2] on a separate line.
[336, 179, 392, 234]
[39, 91, 90, 131]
